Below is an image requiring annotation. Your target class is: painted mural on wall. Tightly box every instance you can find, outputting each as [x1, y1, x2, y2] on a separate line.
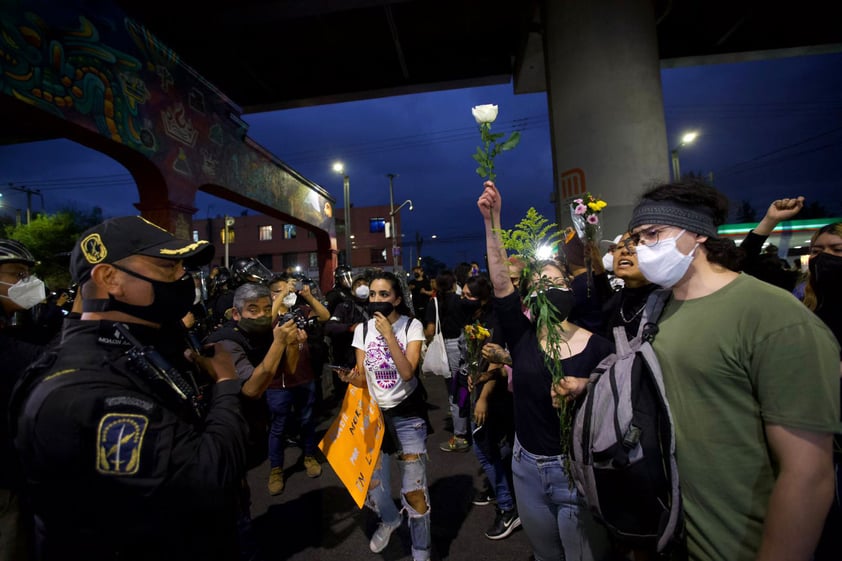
[0, 0, 334, 235]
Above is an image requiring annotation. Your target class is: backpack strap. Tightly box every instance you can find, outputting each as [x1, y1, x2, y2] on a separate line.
[639, 288, 671, 343]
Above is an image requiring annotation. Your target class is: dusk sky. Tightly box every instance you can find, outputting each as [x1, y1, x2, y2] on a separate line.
[1, 50, 840, 267]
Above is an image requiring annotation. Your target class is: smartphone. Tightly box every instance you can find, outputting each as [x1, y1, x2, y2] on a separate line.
[326, 364, 353, 374]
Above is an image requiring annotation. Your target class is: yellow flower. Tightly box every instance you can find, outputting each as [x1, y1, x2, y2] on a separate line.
[587, 200, 607, 212]
[477, 325, 491, 339]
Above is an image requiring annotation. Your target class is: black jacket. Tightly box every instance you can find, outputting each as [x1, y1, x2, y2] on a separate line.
[12, 319, 248, 561]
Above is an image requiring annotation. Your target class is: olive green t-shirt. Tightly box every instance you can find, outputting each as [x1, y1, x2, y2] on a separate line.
[654, 273, 841, 561]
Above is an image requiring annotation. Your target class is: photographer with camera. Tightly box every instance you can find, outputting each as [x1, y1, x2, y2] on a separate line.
[263, 273, 330, 495]
[11, 216, 249, 561]
[205, 282, 299, 558]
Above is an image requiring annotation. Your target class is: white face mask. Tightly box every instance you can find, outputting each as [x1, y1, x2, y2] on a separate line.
[1, 275, 46, 309]
[354, 285, 370, 300]
[602, 251, 615, 273]
[282, 292, 297, 308]
[635, 230, 698, 288]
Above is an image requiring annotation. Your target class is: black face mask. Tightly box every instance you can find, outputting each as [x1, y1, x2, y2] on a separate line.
[809, 252, 842, 296]
[367, 301, 395, 317]
[84, 266, 196, 324]
[461, 298, 482, 312]
[533, 287, 575, 322]
[238, 316, 273, 335]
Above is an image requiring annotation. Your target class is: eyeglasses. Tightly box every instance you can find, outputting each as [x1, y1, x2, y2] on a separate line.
[627, 227, 675, 248]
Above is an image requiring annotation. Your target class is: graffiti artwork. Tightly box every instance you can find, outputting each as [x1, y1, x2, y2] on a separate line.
[0, 0, 335, 237]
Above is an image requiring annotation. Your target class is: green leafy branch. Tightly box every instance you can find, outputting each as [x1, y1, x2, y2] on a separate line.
[500, 207, 574, 465]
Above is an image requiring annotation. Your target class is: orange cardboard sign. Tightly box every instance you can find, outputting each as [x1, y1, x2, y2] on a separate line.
[318, 385, 384, 508]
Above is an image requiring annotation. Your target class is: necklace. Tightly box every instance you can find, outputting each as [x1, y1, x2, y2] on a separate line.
[619, 296, 646, 324]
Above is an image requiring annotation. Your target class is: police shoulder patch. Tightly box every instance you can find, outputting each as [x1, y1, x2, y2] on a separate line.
[96, 413, 149, 476]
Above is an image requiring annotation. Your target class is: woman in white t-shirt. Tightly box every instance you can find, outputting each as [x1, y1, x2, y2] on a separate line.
[342, 271, 431, 561]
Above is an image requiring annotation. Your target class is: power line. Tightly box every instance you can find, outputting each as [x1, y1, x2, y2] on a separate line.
[716, 141, 842, 178]
[715, 126, 842, 178]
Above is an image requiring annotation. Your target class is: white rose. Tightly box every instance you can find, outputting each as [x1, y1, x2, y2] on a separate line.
[471, 104, 498, 124]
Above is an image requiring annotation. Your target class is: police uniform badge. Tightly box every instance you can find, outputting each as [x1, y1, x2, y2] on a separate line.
[96, 413, 149, 475]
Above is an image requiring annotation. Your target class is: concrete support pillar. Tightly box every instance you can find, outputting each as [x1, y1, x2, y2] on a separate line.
[543, 0, 669, 238]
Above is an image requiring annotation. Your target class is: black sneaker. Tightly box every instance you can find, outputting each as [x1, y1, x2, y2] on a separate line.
[472, 489, 496, 506]
[484, 508, 521, 540]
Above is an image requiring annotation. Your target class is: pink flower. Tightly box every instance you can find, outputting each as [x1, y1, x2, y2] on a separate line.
[574, 204, 587, 215]
[573, 198, 583, 204]
[587, 214, 599, 225]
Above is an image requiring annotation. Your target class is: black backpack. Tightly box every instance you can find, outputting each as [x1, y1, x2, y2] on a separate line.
[570, 289, 683, 553]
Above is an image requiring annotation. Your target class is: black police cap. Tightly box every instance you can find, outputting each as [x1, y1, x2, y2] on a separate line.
[71, 216, 215, 283]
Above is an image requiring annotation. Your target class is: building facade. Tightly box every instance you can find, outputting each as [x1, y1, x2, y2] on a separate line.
[193, 204, 404, 282]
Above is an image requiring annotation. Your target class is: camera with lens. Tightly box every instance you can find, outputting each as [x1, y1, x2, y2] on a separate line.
[279, 309, 308, 329]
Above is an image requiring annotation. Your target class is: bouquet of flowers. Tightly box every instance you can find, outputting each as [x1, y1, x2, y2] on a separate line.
[570, 192, 607, 244]
[569, 193, 608, 293]
[464, 320, 492, 386]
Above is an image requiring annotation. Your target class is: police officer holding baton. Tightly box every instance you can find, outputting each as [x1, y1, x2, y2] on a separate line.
[12, 216, 249, 561]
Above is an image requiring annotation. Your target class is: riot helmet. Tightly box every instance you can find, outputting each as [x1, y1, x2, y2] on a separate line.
[334, 265, 353, 289]
[232, 258, 273, 286]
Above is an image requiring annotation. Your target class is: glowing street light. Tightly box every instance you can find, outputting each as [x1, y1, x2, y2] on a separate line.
[333, 162, 352, 267]
[670, 130, 699, 181]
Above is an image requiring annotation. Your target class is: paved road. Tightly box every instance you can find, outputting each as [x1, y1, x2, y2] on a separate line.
[247, 372, 533, 561]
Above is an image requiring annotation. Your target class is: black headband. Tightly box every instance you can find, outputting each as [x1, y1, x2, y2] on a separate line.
[629, 200, 718, 237]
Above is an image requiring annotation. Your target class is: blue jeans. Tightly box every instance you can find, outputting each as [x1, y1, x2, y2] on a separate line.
[366, 414, 431, 561]
[512, 436, 609, 561]
[472, 420, 514, 512]
[266, 381, 317, 468]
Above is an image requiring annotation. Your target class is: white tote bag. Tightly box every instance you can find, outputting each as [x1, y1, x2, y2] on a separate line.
[421, 297, 450, 377]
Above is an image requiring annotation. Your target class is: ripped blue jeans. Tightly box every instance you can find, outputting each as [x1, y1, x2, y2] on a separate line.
[366, 414, 430, 561]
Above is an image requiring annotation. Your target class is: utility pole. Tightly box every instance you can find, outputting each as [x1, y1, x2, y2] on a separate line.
[7, 183, 44, 224]
[386, 174, 413, 272]
[415, 231, 423, 267]
[387, 174, 397, 269]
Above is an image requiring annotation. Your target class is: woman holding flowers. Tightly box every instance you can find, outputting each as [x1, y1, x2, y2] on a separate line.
[477, 181, 612, 561]
[462, 275, 519, 540]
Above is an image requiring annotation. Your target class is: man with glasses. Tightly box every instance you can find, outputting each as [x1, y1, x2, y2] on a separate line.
[625, 181, 840, 561]
[0, 238, 44, 561]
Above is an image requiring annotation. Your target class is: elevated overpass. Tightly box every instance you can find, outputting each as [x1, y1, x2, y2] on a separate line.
[2, 0, 840, 289]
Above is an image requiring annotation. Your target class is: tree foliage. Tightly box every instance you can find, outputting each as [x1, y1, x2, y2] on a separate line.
[3, 207, 103, 289]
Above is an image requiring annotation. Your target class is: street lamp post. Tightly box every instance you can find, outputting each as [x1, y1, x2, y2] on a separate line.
[223, 216, 234, 269]
[386, 173, 413, 270]
[333, 162, 352, 267]
[670, 131, 699, 181]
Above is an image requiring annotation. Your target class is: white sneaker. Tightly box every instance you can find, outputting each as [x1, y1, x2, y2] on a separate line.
[369, 518, 401, 553]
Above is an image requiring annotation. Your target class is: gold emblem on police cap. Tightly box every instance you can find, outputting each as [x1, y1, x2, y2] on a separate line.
[80, 233, 107, 264]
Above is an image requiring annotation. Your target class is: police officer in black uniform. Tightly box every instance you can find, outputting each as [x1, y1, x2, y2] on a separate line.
[11, 216, 249, 561]
[324, 265, 353, 315]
